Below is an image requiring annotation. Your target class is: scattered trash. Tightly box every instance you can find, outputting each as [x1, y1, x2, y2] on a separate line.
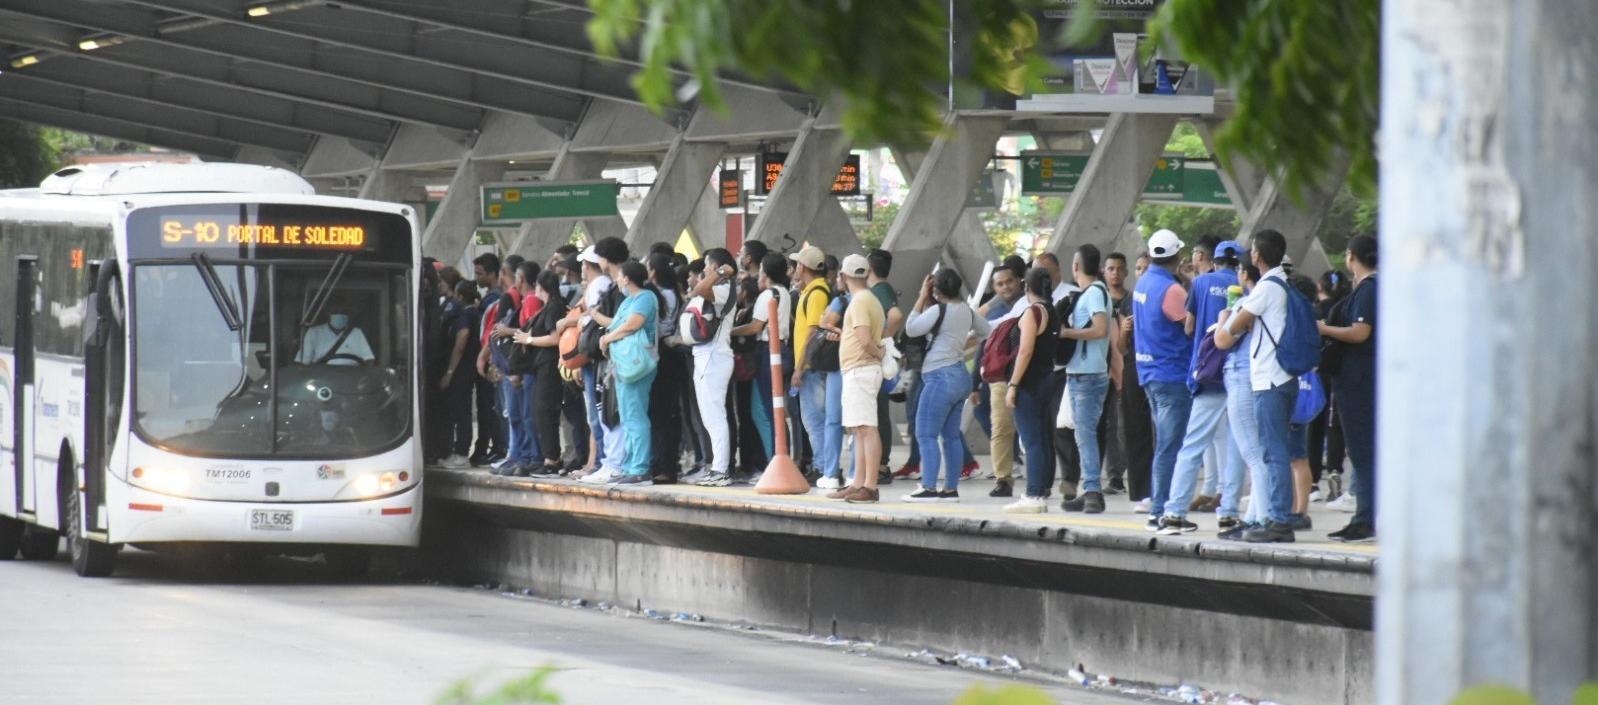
[519, 588, 535, 597]
[642, 609, 667, 620]
[1226, 695, 1258, 705]
[1170, 684, 1217, 704]
[999, 655, 1022, 671]
[671, 612, 704, 623]
[596, 602, 612, 611]
[952, 653, 990, 669]
[560, 598, 587, 608]
[1095, 674, 1118, 687]
[1067, 668, 1091, 686]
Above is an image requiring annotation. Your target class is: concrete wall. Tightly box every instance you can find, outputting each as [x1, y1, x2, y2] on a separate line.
[422, 472, 1373, 705]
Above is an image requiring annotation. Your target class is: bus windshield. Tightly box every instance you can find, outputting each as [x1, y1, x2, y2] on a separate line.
[132, 261, 412, 459]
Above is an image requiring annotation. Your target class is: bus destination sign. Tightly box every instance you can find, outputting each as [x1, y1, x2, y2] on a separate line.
[159, 219, 368, 250]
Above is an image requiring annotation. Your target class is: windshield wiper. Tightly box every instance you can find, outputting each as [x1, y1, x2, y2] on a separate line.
[300, 253, 353, 329]
[190, 253, 243, 331]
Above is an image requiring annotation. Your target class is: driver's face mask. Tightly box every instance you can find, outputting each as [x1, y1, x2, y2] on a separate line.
[329, 313, 350, 331]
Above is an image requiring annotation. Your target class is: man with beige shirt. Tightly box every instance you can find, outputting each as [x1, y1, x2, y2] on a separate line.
[828, 253, 885, 504]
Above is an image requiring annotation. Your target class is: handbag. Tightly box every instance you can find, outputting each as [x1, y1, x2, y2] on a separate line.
[1054, 377, 1076, 429]
[804, 326, 840, 372]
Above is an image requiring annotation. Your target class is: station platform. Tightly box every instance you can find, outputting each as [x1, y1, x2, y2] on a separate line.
[421, 464, 1374, 705]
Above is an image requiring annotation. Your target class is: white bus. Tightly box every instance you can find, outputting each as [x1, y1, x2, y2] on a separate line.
[0, 162, 423, 577]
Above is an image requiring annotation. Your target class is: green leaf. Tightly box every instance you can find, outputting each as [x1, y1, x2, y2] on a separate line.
[1573, 683, 1598, 705]
[1449, 685, 1538, 705]
[949, 683, 1058, 705]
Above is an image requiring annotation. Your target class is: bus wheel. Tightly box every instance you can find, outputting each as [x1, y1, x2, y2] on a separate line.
[67, 488, 117, 578]
[0, 516, 22, 560]
[18, 526, 59, 561]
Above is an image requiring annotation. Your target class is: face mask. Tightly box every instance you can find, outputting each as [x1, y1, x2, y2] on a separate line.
[329, 314, 349, 331]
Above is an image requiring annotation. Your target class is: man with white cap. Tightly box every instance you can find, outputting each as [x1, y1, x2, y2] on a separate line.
[827, 253, 886, 503]
[1131, 229, 1196, 531]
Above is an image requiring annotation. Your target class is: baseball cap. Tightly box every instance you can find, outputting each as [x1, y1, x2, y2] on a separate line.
[788, 245, 824, 271]
[1148, 229, 1183, 258]
[1214, 240, 1244, 260]
[840, 253, 869, 278]
[578, 246, 602, 265]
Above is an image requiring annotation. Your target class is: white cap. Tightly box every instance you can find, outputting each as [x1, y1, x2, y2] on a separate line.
[840, 253, 869, 278]
[1148, 229, 1183, 258]
[578, 246, 603, 265]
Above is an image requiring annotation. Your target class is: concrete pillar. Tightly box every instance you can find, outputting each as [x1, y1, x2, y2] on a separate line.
[1195, 119, 1264, 212]
[624, 135, 725, 249]
[1380, 1, 1598, 704]
[503, 148, 618, 259]
[357, 166, 412, 203]
[688, 181, 729, 250]
[745, 121, 856, 257]
[421, 156, 506, 260]
[1046, 113, 1178, 259]
[880, 115, 1010, 298]
[1237, 160, 1348, 279]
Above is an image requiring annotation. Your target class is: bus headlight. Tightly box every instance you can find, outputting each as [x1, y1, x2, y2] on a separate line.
[132, 466, 190, 495]
[351, 472, 399, 497]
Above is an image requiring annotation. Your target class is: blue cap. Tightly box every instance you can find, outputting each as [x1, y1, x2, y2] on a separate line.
[1214, 240, 1244, 259]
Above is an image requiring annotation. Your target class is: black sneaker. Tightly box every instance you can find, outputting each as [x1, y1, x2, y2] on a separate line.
[651, 473, 678, 485]
[1329, 523, 1376, 543]
[1217, 516, 1242, 531]
[1242, 522, 1296, 543]
[1156, 515, 1199, 535]
[563, 457, 587, 473]
[469, 452, 491, 467]
[903, 488, 941, 503]
[988, 480, 1013, 498]
[530, 464, 563, 478]
[1287, 513, 1313, 530]
[1105, 476, 1126, 495]
[878, 470, 894, 485]
[1145, 516, 1161, 532]
[1219, 522, 1254, 541]
[938, 489, 960, 503]
[1060, 490, 1106, 514]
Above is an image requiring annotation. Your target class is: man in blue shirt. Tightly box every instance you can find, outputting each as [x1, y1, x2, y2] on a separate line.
[1132, 230, 1195, 530]
[1156, 241, 1246, 533]
[1059, 245, 1114, 513]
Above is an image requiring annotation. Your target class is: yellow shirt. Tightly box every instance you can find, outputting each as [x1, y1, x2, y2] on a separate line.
[792, 278, 831, 365]
[839, 291, 885, 370]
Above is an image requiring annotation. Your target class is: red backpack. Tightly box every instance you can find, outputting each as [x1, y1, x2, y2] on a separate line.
[979, 302, 1044, 384]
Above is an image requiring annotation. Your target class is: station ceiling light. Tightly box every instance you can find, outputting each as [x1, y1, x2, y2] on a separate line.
[77, 36, 126, 52]
[9, 54, 40, 68]
[247, 5, 272, 16]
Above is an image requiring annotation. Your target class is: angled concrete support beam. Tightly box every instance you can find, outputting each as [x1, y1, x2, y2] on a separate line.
[745, 121, 857, 257]
[301, 136, 383, 179]
[1195, 119, 1265, 213]
[380, 124, 473, 171]
[1047, 113, 1178, 259]
[688, 182, 730, 251]
[1237, 158, 1349, 279]
[472, 111, 570, 163]
[422, 156, 506, 261]
[570, 100, 681, 153]
[684, 85, 810, 143]
[624, 136, 726, 249]
[880, 115, 1010, 297]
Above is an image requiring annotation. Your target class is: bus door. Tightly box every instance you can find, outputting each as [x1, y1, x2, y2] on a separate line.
[12, 256, 37, 516]
[81, 262, 120, 533]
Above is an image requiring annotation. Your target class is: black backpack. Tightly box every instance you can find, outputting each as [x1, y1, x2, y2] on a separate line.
[579, 284, 626, 361]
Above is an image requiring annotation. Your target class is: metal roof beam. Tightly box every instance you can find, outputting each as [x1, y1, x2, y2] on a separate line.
[125, 0, 652, 110]
[0, 98, 241, 161]
[0, 73, 314, 154]
[0, 1, 507, 130]
[9, 54, 394, 146]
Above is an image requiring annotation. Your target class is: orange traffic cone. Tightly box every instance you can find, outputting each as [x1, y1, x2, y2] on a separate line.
[755, 296, 811, 495]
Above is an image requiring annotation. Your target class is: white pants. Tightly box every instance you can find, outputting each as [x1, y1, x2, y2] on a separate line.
[693, 349, 734, 474]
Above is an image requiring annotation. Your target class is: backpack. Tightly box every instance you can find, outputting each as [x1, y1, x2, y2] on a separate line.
[979, 302, 1044, 384]
[899, 302, 948, 373]
[1058, 281, 1109, 364]
[1256, 276, 1321, 376]
[579, 284, 626, 361]
[683, 285, 734, 344]
[1292, 370, 1327, 424]
[1190, 329, 1228, 386]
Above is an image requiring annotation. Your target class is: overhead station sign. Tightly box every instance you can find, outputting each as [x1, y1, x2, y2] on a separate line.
[481, 181, 620, 224]
[755, 152, 862, 196]
[1020, 151, 1194, 200]
[718, 169, 742, 208]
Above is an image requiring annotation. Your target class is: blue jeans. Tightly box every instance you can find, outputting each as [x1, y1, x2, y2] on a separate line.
[799, 371, 830, 475]
[1068, 372, 1111, 493]
[1016, 381, 1055, 499]
[1336, 368, 1376, 526]
[1162, 391, 1243, 518]
[1253, 379, 1298, 525]
[822, 370, 844, 478]
[1224, 360, 1268, 522]
[1144, 380, 1194, 518]
[615, 369, 655, 477]
[914, 365, 968, 491]
[503, 376, 536, 464]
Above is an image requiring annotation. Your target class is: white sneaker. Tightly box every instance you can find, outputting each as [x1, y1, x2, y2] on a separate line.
[1309, 486, 1325, 503]
[1327, 493, 1358, 513]
[816, 476, 843, 490]
[579, 467, 620, 485]
[1002, 496, 1048, 514]
[1131, 498, 1152, 513]
[439, 455, 470, 469]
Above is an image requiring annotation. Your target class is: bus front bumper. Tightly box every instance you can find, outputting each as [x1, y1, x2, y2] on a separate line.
[107, 479, 422, 547]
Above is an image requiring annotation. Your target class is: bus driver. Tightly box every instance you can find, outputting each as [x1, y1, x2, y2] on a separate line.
[297, 299, 374, 366]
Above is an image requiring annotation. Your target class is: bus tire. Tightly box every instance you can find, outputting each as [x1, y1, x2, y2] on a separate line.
[18, 525, 59, 561]
[67, 486, 117, 578]
[0, 516, 22, 560]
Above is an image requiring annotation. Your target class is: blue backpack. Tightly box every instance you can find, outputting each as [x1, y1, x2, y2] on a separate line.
[1256, 276, 1321, 376]
[1292, 370, 1327, 424]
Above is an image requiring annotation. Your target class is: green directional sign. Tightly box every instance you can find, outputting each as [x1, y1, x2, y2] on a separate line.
[481, 181, 620, 224]
[1020, 151, 1090, 194]
[1145, 156, 1186, 198]
[1180, 161, 1233, 207]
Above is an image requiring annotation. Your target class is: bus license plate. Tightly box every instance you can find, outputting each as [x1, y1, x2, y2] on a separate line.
[250, 509, 294, 531]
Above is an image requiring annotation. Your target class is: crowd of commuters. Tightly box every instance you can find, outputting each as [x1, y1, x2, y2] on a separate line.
[420, 228, 1377, 544]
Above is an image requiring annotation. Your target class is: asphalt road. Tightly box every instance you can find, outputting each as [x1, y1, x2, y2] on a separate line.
[0, 549, 1149, 705]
